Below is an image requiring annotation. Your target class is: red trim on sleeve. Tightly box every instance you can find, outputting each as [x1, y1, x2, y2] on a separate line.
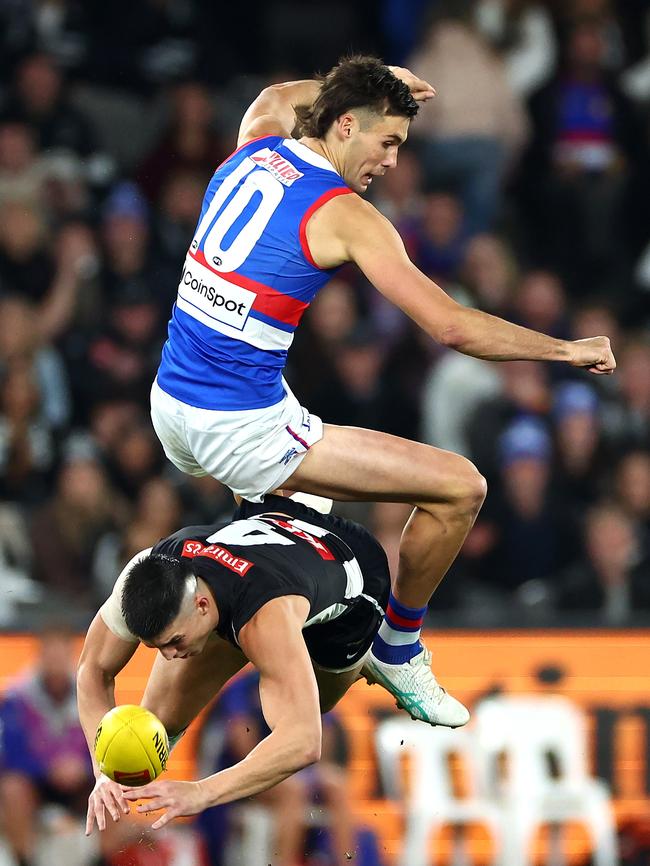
[299, 187, 354, 269]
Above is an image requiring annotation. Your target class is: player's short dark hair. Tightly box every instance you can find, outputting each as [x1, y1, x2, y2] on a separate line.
[296, 55, 418, 139]
[121, 554, 193, 641]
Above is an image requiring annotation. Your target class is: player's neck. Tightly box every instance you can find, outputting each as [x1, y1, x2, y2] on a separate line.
[299, 136, 343, 177]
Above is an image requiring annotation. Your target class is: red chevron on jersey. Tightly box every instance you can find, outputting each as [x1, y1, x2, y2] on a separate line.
[189, 249, 309, 327]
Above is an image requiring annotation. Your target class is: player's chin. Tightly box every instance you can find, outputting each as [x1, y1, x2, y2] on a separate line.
[355, 175, 373, 193]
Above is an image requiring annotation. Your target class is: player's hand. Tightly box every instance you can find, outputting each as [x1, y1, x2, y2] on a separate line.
[86, 773, 130, 835]
[387, 65, 435, 101]
[121, 779, 207, 830]
[568, 336, 616, 375]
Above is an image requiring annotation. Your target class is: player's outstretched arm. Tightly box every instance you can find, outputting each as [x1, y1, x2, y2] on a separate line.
[238, 80, 321, 146]
[77, 611, 139, 833]
[122, 596, 321, 829]
[320, 195, 616, 374]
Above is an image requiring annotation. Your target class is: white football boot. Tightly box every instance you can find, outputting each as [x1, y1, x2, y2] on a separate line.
[363, 644, 470, 727]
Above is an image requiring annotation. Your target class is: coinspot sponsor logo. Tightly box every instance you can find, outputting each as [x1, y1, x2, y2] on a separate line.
[178, 259, 255, 331]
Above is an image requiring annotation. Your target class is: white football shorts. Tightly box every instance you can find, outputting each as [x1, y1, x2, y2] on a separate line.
[150, 378, 323, 502]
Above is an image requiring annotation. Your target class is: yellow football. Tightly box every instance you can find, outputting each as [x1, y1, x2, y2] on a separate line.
[94, 705, 169, 786]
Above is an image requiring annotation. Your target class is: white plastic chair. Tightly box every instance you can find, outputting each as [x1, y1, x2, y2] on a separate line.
[473, 695, 619, 866]
[375, 717, 503, 866]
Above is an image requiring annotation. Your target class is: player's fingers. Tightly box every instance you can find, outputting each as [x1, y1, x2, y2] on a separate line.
[96, 802, 107, 832]
[110, 792, 129, 819]
[122, 784, 154, 799]
[136, 798, 166, 814]
[106, 785, 130, 815]
[151, 811, 172, 831]
[102, 796, 121, 822]
[417, 81, 436, 95]
[98, 788, 122, 822]
[85, 806, 95, 836]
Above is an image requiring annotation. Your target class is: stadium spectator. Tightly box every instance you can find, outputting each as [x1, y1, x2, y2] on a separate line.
[29, 452, 127, 610]
[288, 277, 360, 403]
[467, 360, 552, 483]
[93, 475, 183, 601]
[420, 350, 502, 456]
[555, 502, 650, 622]
[408, 0, 529, 234]
[76, 284, 163, 412]
[479, 417, 579, 598]
[0, 206, 92, 343]
[136, 81, 226, 203]
[475, 0, 558, 96]
[614, 450, 650, 543]
[401, 190, 467, 283]
[0, 53, 97, 158]
[519, 14, 643, 293]
[98, 181, 155, 305]
[151, 169, 206, 309]
[0, 122, 48, 208]
[0, 359, 58, 508]
[552, 381, 609, 512]
[460, 232, 519, 316]
[103, 417, 165, 501]
[603, 340, 650, 450]
[371, 146, 425, 225]
[0, 295, 72, 431]
[512, 270, 570, 345]
[0, 626, 94, 866]
[83, 0, 200, 92]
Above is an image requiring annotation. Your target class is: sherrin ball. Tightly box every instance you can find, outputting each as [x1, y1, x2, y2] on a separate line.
[94, 705, 169, 786]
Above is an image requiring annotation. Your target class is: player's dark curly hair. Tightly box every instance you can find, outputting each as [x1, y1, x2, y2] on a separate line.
[296, 55, 419, 139]
[121, 554, 194, 641]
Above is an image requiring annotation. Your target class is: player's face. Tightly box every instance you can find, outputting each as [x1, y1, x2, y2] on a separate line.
[344, 113, 410, 194]
[151, 595, 214, 660]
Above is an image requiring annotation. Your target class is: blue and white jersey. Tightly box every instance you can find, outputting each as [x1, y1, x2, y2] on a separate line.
[156, 135, 352, 410]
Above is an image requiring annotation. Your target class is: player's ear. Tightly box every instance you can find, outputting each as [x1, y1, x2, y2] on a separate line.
[196, 594, 211, 615]
[336, 112, 356, 140]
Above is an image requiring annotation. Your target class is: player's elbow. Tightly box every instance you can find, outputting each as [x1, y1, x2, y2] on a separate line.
[292, 728, 321, 769]
[76, 658, 113, 692]
[258, 83, 288, 109]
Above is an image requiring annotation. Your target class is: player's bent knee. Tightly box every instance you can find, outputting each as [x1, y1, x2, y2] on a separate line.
[434, 455, 487, 515]
[463, 464, 488, 513]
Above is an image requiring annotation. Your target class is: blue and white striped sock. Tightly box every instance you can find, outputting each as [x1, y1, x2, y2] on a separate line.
[372, 592, 427, 665]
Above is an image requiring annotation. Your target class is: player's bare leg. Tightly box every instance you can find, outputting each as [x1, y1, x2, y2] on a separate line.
[285, 424, 486, 727]
[141, 636, 248, 743]
[313, 662, 366, 714]
[286, 425, 485, 603]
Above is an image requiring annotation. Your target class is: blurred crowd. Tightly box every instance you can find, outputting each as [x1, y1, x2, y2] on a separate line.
[0, 0, 649, 631]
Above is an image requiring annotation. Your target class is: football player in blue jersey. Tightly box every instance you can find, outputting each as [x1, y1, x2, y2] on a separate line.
[150, 56, 616, 730]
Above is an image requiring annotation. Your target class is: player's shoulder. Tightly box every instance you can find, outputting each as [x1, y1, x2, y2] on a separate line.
[307, 189, 390, 267]
[317, 188, 385, 228]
